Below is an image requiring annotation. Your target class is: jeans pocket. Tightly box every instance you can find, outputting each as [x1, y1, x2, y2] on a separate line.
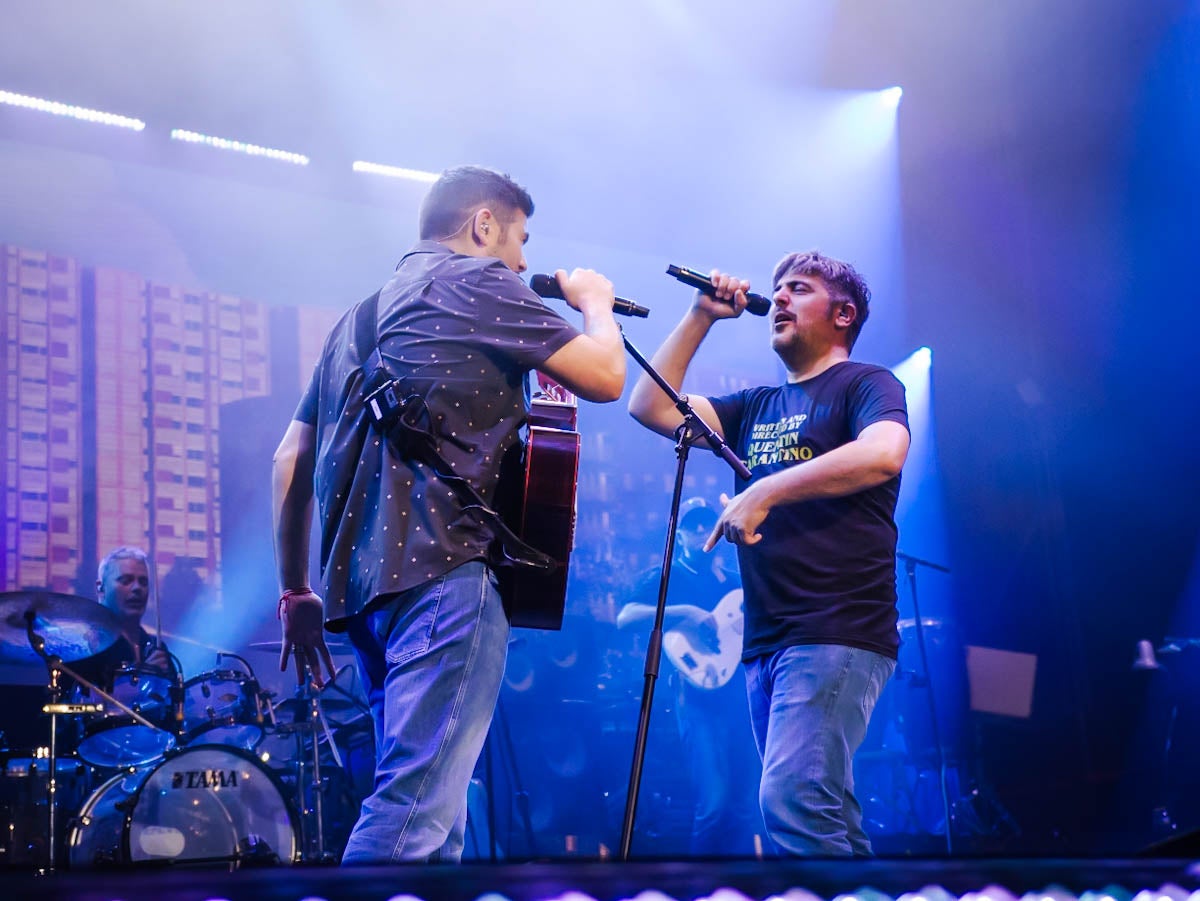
[860, 653, 894, 719]
[380, 577, 447, 667]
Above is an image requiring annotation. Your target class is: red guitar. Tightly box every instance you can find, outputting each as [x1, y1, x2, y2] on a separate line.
[504, 378, 580, 630]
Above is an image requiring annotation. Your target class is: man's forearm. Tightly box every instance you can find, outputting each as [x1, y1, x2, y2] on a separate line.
[747, 426, 908, 509]
[272, 422, 317, 592]
[629, 309, 714, 428]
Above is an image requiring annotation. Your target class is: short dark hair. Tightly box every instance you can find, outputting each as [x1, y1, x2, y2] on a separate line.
[772, 250, 871, 349]
[418, 166, 534, 240]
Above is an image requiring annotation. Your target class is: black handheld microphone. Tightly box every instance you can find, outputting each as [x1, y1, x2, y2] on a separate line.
[529, 273, 650, 318]
[666, 265, 772, 316]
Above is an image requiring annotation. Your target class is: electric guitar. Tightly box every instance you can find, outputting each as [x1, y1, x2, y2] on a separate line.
[663, 588, 745, 689]
[503, 386, 580, 631]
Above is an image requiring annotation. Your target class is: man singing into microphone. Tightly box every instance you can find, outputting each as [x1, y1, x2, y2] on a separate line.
[272, 165, 626, 863]
[628, 251, 909, 856]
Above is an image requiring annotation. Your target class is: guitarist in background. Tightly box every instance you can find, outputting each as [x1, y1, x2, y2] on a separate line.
[618, 497, 765, 856]
[271, 165, 625, 864]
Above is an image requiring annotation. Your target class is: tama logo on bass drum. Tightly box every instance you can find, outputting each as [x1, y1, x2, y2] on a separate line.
[170, 769, 240, 789]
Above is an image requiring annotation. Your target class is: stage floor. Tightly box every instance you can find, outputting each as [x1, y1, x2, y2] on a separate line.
[2, 857, 1199, 901]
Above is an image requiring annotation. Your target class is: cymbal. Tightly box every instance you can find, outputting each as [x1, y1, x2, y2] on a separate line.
[271, 665, 367, 724]
[271, 692, 365, 724]
[247, 637, 354, 655]
[0, 590, 122, 665]
[897, 617, 945, 632]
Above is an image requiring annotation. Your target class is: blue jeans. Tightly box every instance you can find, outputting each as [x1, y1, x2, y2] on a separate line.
[745, 643, 894, 857]
[340, 561, 510, 864]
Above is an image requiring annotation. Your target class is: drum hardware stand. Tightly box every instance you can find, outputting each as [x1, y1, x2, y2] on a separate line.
[21, 612, 161, 873]
[275, 666, 343, 862]
[165, 650, 187, 742]
[897, 550, 954, 853]
[617, 334, 751, 861]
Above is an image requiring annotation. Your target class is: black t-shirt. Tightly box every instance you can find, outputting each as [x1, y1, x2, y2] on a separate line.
[295, 242, 579, 627]
[708, 361, 909, 661]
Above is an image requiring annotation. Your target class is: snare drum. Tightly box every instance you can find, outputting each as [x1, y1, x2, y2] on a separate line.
[67, 745, 298, 867]
[183, 670, 266, 750]
[74, 665, 177, 769]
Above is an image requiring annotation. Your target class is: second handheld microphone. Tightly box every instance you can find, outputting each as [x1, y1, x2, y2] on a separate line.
[529, 273, 650, 318]
[666, 265, 772, 316]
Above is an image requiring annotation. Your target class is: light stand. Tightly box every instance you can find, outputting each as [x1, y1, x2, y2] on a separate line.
[897, 549, 953, 853]
[617, 334, 749, 861]
[480, 693, 536, 860]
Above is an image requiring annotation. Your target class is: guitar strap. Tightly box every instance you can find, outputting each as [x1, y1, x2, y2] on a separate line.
[355, 288, 557, 578]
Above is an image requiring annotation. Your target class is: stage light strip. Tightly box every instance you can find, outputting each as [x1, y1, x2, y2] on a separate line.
[0, 89, 146, 131]
[169, 129, 309, 166]
[352, 160, 439, 183]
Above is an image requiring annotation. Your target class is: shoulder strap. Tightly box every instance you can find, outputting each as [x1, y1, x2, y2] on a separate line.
[355, 289, 383, 373]
[354, 286, 554, 575]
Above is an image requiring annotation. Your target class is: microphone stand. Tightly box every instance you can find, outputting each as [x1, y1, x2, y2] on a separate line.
[617, 334, 750, 861]
[896, 549, 954, 853]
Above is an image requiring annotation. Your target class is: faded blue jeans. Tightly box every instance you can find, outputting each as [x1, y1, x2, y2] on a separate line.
[745, 643, 895, 857]
[340, 561, 510, 864]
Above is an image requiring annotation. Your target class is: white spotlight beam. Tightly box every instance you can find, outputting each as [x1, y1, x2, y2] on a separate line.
[170, 129, 309, 166]
[0, 89, 145, 131]
[352, 160, 438, 183]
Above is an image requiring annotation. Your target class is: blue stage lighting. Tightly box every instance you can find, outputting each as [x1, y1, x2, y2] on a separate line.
[0, 89, 145, 131]
[881, 86, 904, 107]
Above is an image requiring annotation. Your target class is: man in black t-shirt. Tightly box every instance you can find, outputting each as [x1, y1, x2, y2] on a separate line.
[272, 166, 627, 863]
[629, 251, 909, 856]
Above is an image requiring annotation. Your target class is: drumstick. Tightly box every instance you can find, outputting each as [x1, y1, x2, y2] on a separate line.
[150, 551, 164, 653]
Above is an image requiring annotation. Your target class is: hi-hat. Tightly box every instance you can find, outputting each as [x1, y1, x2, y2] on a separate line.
[271, 692, 364, 724]
[270, 663, 366, 725]
[0, 590, 122, 664]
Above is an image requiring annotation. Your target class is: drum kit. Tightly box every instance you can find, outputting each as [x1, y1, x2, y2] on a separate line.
[0, 589, 368, 871]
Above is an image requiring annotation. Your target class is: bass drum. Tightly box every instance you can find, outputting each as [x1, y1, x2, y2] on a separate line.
[67, 745, 298, 868]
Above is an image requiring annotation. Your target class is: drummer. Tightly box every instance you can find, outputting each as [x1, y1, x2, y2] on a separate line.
[71, 546, 174, 688]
